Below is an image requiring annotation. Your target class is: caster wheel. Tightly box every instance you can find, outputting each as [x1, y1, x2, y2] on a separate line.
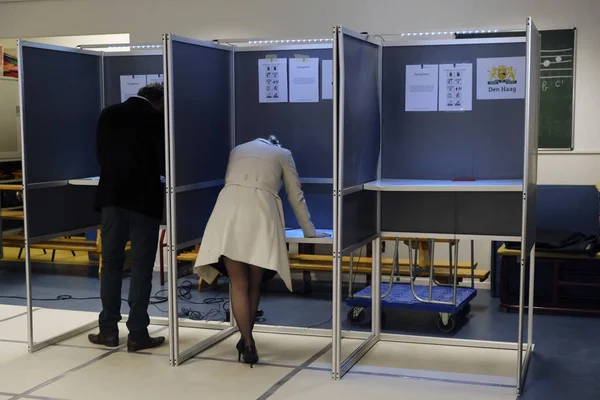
[347, 307, 366, 325]
[437, 316, 456, 333]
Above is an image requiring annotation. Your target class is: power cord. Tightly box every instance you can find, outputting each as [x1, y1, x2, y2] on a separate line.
[0, 280, 229, 322]
[308, 316, 332, 329]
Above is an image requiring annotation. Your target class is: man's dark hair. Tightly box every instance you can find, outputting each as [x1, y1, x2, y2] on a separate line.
[138, 83, 164, 104]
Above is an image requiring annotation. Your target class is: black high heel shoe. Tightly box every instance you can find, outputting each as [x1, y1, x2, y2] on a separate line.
[241, 343, 259, 367]
[236, 339, 244, 361]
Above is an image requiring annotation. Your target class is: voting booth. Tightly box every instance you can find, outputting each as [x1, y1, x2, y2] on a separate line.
[331, 18, 540, 394]
[163, 34, 335, 366]
[17, 40, 165, 352]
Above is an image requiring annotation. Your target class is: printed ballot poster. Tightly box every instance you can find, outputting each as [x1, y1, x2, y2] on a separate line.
[405, 64, 438, 112]
[439, 63, 473, 112]
[476, 57, 526, 100]
[146, 74, 164, 85]
[321, 60, 333, 100]
[258, 58, 288, 103]
[120, 75, 147, 103]
[289, 57, 319, 103]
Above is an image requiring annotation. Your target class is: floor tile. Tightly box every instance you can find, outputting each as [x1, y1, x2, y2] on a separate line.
[309, 338, 363, 369]
[0, 304, 27, 321]
[352, 341, 517, 386]
[200, 331, 331, 367]
[0, 345, 107, 394]
[0, 308, 96, 342]
[139, 325, 218, 356]
[33, 351, 293, 400]
[0, 341, 29, 366]
[270, 369, 516, 400]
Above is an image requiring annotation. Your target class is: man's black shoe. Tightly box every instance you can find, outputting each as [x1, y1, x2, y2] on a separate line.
[127, 336, 165, 353]
[88, 333, 119, 348]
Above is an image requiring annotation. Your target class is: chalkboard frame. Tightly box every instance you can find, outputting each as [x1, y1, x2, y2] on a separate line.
[456, 28, 577, 150]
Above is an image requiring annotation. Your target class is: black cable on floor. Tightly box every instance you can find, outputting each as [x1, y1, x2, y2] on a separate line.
[308, 316, 332, 329]
[0, 280, 230, 322]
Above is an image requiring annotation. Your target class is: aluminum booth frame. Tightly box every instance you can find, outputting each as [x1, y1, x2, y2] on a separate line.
[163, 34, 340, 366]
[18, 40, 166, 352]
[331, 19, 540, 395]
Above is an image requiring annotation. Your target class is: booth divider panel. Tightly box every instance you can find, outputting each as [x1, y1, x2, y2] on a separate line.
[382, 42, 526, 180]
[175, 186, 221, 246]
[235, 49, 333, 179]
[22, 46, 101, 184]
[341, 190, 377, 250]
[171, 41, 231, 187]
[27, 185, 100, 240]
[103, 55, 163, 106]
[280, 183, 333, 230]
[523, 25, 541, 252]
[341, 36, 380, 189]
[454, 192, 522, 237]
[381, 192, 455, 234]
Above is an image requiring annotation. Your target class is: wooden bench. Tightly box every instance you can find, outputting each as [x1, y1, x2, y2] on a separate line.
[177, 250, 489, 292]
[0, 210, 24, 220]
[2, 231, 131, 277]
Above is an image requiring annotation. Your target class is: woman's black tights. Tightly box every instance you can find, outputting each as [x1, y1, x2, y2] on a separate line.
[223, 256, 265, 345]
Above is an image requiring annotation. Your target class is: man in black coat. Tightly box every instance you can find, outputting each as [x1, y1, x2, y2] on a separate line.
[88, 84, 166, 352]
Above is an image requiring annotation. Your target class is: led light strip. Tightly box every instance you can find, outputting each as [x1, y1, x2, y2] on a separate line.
[398, 29, 500, 37]
[77, 44, 162, 50]
[107, 44, 162, 49]
[247, 38, 333, 44]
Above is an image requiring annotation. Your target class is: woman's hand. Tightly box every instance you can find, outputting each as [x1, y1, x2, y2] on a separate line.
[313, 231, 331, 238]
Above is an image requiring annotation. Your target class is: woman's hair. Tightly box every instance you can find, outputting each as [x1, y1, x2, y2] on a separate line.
[267, 135, 281, 147]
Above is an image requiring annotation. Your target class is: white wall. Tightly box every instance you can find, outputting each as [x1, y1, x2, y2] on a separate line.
[1, 0, 598, 271]
[0, 0, 598, 184]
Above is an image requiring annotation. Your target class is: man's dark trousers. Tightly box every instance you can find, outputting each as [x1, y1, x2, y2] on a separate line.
[99, 206, 159, 340]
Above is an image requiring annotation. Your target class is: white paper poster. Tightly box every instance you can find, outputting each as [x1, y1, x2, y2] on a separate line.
[321, 60, 333, 100]
[120, 75, 147, 103]
[289, 57, 319, 103]
[258, 58, 288, 103]
[146, 74, 164, 85]
[476, 57, 526, 100]
[438, 63, 473, 112]
[405, 65, 439, 112]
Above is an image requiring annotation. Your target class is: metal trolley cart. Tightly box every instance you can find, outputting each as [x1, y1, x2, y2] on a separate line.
[346, 238, 477, 332]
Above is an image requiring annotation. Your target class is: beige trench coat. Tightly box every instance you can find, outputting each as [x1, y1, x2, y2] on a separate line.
[194, 139, 316, 291]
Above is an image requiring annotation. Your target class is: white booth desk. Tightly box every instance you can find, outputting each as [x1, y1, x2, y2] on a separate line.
[363, 179, 523, 192]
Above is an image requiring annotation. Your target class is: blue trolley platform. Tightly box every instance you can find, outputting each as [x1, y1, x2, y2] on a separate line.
[346, 283, 477, 332]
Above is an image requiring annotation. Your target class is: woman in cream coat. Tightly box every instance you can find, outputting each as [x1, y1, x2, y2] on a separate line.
[194, 136, 328, 366]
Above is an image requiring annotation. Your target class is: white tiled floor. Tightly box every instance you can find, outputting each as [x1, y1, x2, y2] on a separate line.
[0, 307, 96, 342]
[201, 332, 331, 367]
[0, 305, 28, 321]
[270, 369, 517, 400]
[0, 309, 519, 400]
[0, 344, 106, 394]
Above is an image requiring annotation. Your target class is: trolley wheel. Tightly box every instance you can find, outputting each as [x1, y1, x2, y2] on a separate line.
[437, 315, 456, 333]
[347, 307, 366, 325]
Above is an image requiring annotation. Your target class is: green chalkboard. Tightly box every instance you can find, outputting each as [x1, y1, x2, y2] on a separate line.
[538, 29, 575, 149]
[457, 28, 576, 149]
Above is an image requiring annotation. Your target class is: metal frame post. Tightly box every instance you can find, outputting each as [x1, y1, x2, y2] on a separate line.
[18, 41, 103, 353]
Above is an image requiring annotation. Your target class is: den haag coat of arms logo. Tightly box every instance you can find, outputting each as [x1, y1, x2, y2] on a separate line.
[487, 65, 517, 85]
